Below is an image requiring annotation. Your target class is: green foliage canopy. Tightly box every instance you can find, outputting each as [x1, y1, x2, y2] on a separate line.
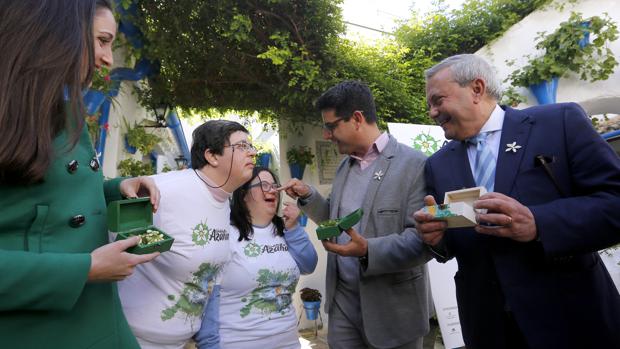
[393, 0, 563, 111]
[395, 0, 552, 61]
[124, 0, 340, 122]
[121, 0, 553, 128]
[121, 0, 434, 127]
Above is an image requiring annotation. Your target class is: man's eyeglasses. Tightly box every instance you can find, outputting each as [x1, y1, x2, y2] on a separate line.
[249, 181, 280, 192]
[322, 118, 345, 132]
[225, 142, 257, 153]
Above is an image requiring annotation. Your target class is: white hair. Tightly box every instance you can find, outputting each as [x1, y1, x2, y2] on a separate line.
[425, 54, 502, 101]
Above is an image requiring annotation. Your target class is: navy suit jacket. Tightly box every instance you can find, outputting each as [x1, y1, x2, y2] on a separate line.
[425, 103, 620, 349]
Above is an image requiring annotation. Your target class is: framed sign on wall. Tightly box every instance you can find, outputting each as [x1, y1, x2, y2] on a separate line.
[315, 141, 345, 185]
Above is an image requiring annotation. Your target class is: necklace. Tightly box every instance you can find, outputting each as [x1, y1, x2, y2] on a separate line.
[194, 169, 222, 188]
[193, 150, 235, 189]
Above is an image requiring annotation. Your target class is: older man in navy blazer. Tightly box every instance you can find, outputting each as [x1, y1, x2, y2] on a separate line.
[414, 54, 620, 349]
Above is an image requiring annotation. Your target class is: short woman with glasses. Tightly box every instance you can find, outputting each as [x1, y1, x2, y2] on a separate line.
[117, 120, 258, 349]
[196, 167, 318, 349]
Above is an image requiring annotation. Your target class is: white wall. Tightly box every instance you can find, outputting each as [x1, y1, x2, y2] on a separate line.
[279, 120, 332, 330]
[475, 0, 620, 115]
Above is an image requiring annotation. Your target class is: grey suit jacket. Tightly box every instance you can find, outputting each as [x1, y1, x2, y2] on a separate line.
[301, 135, 431, 348]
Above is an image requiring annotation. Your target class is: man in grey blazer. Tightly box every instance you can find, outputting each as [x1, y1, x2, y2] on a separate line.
[284, 80, 431, 349]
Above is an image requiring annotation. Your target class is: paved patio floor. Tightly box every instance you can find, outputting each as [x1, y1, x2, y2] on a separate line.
[298, 320, 445, 349]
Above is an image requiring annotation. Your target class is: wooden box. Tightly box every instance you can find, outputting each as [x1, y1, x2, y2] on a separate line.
[423, 187, 487, 228]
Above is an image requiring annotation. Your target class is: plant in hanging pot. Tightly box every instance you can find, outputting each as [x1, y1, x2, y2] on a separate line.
[500, 86, 527, 108]
[90, 66, 113, 93]
[299, 287, 322, 320]
[85, 67, 114, 115]
[506, 12, 618, 105]
[286, 145, 314, 180]
[117, 158, 155, 177]
[286, 145, 315, 227]
[85, 111, 110, 145]
[124, 120, 162, 155]
[254, 142, 273, 169]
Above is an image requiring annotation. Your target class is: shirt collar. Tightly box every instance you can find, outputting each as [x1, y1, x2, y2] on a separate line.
[479, 104, 505, 134]
[350, 132, 389, 162]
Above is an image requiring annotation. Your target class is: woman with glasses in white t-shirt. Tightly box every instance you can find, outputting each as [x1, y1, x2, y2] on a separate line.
[196, 166, 318, 349]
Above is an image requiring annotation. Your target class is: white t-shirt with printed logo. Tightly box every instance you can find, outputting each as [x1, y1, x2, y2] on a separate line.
[117, 169, 231, 349]
[219, 224, 301, 349]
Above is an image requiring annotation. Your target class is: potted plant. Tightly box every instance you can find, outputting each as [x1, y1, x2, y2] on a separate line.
[500, 86, 527, 108]
[85, 66, 113, 115]
[117, 158, 155, 177]
[254, 142, 273, 168]
[506, 12, 618, 104]
[124, 120, 162, 155]
[286, 145, 314, 227]
[299, 287, 322, 320]
[286, 145, 314, 180]
[85, 111, 110, 146]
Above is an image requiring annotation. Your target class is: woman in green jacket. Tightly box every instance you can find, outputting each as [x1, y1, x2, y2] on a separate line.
[0, 1, 160, 348]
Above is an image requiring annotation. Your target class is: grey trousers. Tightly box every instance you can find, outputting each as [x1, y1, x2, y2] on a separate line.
[327, 302, 423, 349]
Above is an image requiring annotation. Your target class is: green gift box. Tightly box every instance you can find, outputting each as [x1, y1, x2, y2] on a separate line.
[107, 197, 174, 254]
[316, 221, 340, 240]
[315, 208, 364, 240]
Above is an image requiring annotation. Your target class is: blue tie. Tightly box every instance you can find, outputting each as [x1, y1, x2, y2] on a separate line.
[469, 132, 496, 192]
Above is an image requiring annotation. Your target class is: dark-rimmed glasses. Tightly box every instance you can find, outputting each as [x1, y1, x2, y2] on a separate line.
[322, 118, 345, 132]
[249, 181, 280, 192]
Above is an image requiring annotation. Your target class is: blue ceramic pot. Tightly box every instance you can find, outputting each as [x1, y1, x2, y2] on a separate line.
[257, 153, 272, 168]
[289, 163, 305, 179]
[579, 21, 591, 48]
[303, 300, 321, 320]
[529, 77, 559, 105]
[124, 135, 137, 154]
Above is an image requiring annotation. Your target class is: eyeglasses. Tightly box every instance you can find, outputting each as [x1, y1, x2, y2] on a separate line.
[225, 141, 257, 153]
[322, 118, 345, 132]
[249, 181, 280, 192]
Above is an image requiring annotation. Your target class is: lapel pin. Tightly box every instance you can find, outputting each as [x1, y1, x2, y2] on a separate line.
[373, 170, 384, 181]
[505, 142, 522, 153]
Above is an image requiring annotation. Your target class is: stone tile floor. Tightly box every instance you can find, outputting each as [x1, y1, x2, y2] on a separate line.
[298, 320, 446, 349]
[299, 327, 328, 349]
[187, 318, 445, 348]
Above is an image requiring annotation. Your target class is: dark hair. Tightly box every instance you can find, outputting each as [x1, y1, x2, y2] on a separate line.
[0, 0, 97, 184]
[190, 120, 249, 169]
[315, 80, 378, 123]
[231, 167, 285, 241]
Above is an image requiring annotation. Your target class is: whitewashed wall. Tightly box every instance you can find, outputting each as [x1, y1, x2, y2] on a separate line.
[476, 0, 620, 115]
[279, 120, 332, 330]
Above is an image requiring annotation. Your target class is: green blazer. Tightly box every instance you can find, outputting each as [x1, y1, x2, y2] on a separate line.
[0, 127, 139, 348]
